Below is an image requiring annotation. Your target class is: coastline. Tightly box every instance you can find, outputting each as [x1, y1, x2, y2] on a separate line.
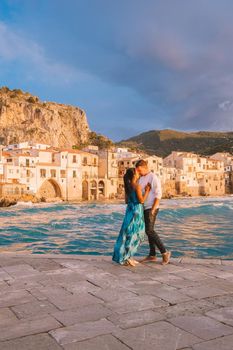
[1, 193, 232, 208]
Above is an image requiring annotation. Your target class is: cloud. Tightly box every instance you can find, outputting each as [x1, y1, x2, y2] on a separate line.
[0, 21, 85, 85]
[1, 0, 233, 138]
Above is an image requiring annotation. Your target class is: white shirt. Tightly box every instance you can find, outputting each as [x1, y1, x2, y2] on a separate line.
[138, 172, 162, 210]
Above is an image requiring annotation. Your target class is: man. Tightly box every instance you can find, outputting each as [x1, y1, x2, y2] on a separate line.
[135, 159, 171, 264]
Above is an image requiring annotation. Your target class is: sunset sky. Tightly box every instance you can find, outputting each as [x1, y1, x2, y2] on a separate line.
[1, 0, 233, 140]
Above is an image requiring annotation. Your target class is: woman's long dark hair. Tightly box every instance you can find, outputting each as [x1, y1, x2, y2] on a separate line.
[124, 168, 135, 203]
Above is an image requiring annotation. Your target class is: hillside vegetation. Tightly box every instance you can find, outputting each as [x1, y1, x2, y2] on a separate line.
[120, 129, 233, 157]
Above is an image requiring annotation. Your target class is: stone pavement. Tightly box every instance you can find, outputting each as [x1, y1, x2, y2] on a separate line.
[0, 253, 233, 349]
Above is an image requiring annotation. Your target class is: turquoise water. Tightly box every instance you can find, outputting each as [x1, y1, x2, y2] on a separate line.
[0, 197, 233, 259]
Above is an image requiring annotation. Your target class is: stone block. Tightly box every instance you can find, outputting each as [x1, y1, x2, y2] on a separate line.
[170, 315, 233, 340]
[3, 264, 40, 278]
[0, 316, 61, 341]
[0, 333, 62, 350]
[106, 295, 168, 314]
[52, 304, 112, 326]
[193, 334, 233, 350]
[50, 319, 116, 345]
[206, 307, 233, 327]
[0, 290, 35, 308]
[181, 285, 227, 299]
[114, 321, 201, 350]
[0, 308, 18, 327]
[108, 309, 164, 329]
[38, 286, 102, 310]
[63, 334, 130, 350]
[12, 300, 59, 319]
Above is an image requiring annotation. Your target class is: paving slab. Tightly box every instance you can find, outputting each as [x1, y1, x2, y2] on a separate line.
[63, 280, 101, 295]
[206, 306, 233, 326]
[0, 253, 232, 350]
[106, 294, 168, 314]
[205, 293, 233, 307]
[50, 318, 117, 345]
[0, 315, 61, 341]
[169, 315, 233, 340]
[37, 285, 103, 310]
[157, 299, 216, 319]
[0, 289, 36, 308]
[90, 287, 137, 302]
[0, 268, 12, 281]
[193, 334, 233, 350]
[108, 309, 164, 329]
[0, 307, 18, 327]
[63, 334, 130, 350]
[114, 321, 202, 350]
[52, 304, 112, 326]
[0, 333, 63, 350]
[11, 300, 59, 319]
[2, 264, 40, 278]
[180, 285, 228, 299]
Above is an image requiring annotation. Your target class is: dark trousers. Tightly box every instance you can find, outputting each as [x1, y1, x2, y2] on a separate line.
[144, 208, 166, 256]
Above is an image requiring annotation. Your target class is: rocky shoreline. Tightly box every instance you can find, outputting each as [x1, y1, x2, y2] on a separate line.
[0, 194, 62, 207]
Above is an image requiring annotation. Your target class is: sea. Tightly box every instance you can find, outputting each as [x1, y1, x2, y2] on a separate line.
[0, 196, 233, 259]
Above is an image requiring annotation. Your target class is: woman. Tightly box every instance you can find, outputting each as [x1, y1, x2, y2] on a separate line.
[112, 168, 151, 266]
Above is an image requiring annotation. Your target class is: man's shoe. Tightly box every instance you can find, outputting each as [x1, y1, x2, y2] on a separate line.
[140, 255, 157, 263]
[162, 251, 171, 265]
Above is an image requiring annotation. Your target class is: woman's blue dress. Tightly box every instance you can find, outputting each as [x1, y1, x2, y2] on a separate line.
[112, 190, 145, 264]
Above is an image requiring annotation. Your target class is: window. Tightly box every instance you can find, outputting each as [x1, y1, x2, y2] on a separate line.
[83, 157, 87, 165]
[73, 170, 77, 178]
[93, 158, 97, 166]
[73, 155, 77, 163]
[50, 169, 56, 178]
[26, 169, 30, 177]
[40, 169, 46, 178]
[60, 170, 66, 178]
[9, 169, 13, 174]
[26, 159, 30, 167]
[52, 154, 56, 163]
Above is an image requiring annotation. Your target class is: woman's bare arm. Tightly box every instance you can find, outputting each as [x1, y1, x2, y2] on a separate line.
[135, 184, 150, 204]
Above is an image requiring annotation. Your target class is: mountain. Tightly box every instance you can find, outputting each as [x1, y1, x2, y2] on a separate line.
[120, 129, 233, 157]
[0, 87, 90, 147]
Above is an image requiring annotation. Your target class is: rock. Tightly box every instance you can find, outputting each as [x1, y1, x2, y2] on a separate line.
[0, 197, 17, 207]
[0, 87, 90, 147]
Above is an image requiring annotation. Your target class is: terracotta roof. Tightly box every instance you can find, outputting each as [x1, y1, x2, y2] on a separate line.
[61, 149, 95, 156]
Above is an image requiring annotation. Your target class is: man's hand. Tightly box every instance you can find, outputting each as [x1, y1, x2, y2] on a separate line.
[151, 208, 156, 216]
[151, 198, 160, 216]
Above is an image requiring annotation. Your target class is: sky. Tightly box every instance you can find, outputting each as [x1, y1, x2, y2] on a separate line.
[0, 0, 233, 141]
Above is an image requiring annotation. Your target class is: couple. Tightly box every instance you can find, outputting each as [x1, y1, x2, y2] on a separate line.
[113, 159, 171, 267]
